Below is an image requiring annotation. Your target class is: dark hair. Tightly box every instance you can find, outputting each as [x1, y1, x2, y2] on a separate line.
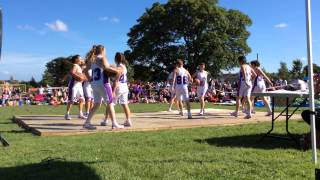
[115, 52, 128, 65]
[250, 60, 260, 67]
[176, 59, 184, 66]
[71, 55, 80, 64]
[238, 56, 247, 63]
[200, 63, 205, 66]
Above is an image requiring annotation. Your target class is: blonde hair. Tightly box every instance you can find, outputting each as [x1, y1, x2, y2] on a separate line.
[94, 45, 105, 56]
[85, 45, 97, 64]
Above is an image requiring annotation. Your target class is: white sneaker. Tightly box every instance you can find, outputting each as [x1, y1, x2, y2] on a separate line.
[230, 112, 239, 117]
[65, 114, 71, 120]
[188, 113, 192, 119]
[123, 119, 132, 127]
[168, 108, 172, 112]
[199, 109, 204, 116]
[78, 114, 87, 119]
[244, 114, 252, 119]
[100, 119, 108, 126]
[83, 123, 97, 130]
[112, 123, 124, 129]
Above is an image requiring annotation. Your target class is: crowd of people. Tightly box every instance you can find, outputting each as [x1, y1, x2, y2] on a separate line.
[0, 79, 240, 107]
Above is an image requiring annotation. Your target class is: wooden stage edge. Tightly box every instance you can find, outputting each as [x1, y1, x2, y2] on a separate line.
[12, 108, 302, 137]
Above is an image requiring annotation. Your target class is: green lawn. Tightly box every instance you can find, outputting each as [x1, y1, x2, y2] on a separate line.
[0, 103, 318, 179]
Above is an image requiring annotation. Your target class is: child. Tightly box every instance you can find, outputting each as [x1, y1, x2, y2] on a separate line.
[65, 55, 87, 120]
[111, 52, 132, 127]
[83, 45, 123, 130]
[83, 47, 95, 116]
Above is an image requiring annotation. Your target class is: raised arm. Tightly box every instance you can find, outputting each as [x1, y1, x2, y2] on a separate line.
[258, 68, 273, 86]
[251, 68, 257, 80]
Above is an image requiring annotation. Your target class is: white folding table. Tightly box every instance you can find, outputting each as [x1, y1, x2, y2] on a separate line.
[252, 90, 309, 146]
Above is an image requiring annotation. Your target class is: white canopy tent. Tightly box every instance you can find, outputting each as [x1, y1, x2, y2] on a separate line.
[305, 0, 317, 164]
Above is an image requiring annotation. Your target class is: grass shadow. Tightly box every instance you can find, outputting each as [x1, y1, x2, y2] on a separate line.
[0, 159, 101, 180]
[0, 130, 29, 134]
[195, 133, 302, 150]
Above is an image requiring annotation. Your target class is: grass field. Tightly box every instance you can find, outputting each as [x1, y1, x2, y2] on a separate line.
[0, 103, 319, 179]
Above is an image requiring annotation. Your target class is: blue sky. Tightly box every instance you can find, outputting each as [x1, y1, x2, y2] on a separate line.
[0, 0, 319, 81]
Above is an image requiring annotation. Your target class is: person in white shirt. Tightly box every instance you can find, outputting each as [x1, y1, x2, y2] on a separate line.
[193, 63, 208, 115]
[83, 45, 123, 130]
[172, 59, 193, 119]
[230, 56, 256, 119]
[111, 52, 133, 127]
[64, 55, 87, 120]
[250, 60, 273, 116]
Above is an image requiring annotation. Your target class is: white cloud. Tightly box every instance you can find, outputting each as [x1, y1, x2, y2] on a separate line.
[99, 16, 109, 21]
[45, 20, 68, 32]
[17, 24, 35, 31]
[111, 17, 120, 23]
[99, 16, 120, 23]
[274, 23, 288, 28]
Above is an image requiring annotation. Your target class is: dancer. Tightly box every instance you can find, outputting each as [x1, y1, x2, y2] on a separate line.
[230, 56, 256, 119]
[111, 52, 132, 127]
[168, 65, 177, 112]
[83, 48, 95, 116]
[83, 45, 123, 130]
[65, 55, 87, 120]
[250, 60, 273, 116]
[193, 63, 208, 116]
[172, 59, 193, 119]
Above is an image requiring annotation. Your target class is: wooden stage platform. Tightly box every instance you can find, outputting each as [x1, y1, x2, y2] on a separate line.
[13, 108, 301, 136]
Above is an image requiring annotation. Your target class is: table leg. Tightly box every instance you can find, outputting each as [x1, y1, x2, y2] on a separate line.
[260, 96, 275, 141]
[286, 97, 299, 146]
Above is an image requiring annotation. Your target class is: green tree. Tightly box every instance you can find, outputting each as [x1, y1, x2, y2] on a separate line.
[41, 57, 72, 86]
[127, 0, 252, 81]
[28, 76, 38, 88]
[303, 63, 320, 77]
[278, 62, 290, 80]
[290, 59, 303, 79]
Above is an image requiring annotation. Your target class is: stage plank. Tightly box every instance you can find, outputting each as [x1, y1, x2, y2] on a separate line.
[13, 108, 302, 136]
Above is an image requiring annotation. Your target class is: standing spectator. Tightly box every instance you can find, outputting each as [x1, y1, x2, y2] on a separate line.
[39, 86, 45, 95]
